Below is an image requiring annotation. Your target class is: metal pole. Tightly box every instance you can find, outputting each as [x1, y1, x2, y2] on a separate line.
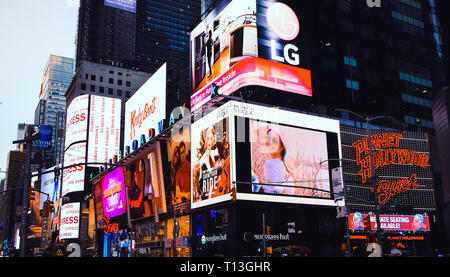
[19, 127, 32, 257]
[262, 213, 266, 257]
[366, 119, 382, 254]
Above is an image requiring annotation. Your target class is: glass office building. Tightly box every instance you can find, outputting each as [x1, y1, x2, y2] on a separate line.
[34, 55, 74, 165]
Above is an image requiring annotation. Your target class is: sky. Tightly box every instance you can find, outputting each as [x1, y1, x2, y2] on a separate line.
[0, 0, 79, 176]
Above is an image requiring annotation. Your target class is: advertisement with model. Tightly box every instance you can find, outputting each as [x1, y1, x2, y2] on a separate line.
[190, 0, 312, 111]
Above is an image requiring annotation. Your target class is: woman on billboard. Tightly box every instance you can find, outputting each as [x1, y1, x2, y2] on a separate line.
[192, 122, 230, 202]
[172, 142, 191, 204]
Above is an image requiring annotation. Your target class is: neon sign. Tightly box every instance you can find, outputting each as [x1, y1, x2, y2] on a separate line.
[352, 132, 430, 205]
[103, 217, 119, 235]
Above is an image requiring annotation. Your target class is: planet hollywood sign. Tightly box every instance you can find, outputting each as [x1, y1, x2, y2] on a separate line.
[352, 133, 430, 205]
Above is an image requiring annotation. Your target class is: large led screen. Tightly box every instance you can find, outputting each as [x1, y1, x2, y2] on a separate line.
[231, 101, 341, 206]
[126, 142, 167, 220]
[190, 0, 312, 111]
[62, 95, 89, 197]
[101, 167, 127, 219]
[250, 120, 330, 198]
[191, 104, 231, 209]
[167, 121, 191, 212]
[39, 165, 61, 210]
[87, 95, 121, 164]
[104, 0, 136, 13]
[60, 202, 80, 240]
[125, 63, 166, 150]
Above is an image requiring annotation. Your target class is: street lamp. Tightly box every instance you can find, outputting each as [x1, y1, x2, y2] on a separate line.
[335, 108, 399, 255]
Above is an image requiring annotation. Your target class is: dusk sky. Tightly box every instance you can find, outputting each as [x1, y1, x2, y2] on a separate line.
[0, 0, 79, 174]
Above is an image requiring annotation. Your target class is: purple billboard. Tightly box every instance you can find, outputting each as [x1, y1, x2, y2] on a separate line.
[104, 0, 137, 13]
[101, 167, 127, 218]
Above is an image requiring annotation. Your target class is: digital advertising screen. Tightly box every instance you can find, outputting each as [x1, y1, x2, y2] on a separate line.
[167, 121, 191, 211]
[62, 95, 89, 197]
[127, 142, 167, 220]
[190, 0, 312, 111]
[104, 0, 137, 13]
[39, 165, 61, 210]
[124, 63, 166, 150]
[17, 124, 53, 150]
[59, 202, 80, 240]
[87, 95, 121, 164]
[348, 213, 431, 233]
[101, 167, 127, 219]
[230, 101, 341, 206]
[191, 104, 231, 209]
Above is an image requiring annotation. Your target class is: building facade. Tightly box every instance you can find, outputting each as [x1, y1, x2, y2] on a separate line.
[34, 55, 74, 166]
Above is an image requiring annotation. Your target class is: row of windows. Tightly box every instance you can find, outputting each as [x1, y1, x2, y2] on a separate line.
[345, 79, 360, 90]
[404, 115, 434, 129]
[401, 93, 432, 108]
[84, 74, 132, 87]
[392, 11, 424, 29]
[80, 83, 131, 98]
[396, 0, 422, 10]
[344, 56, 357, 67]
[399, 72, 433, 88]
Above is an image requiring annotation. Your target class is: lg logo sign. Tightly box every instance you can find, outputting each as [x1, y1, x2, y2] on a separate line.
[266, 2, 301, 66]
[367, 0, 382, 8]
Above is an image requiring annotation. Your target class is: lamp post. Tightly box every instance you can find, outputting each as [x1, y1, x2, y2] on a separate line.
[335, 108, 398, 256]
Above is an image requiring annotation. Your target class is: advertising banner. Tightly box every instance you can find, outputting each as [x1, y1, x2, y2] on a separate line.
[191, 104, 231, 209]
[190, 0, 312, 111]
[104, 0, 137, 13]
[101, 167, 127, 219]
[88, 95, 121, 164]
[348, 213, 431, 233]
[62, 95, 89, 197]
[127, 142, 167, 220]
[17, 124, 53, 150]
[167, 122, 191, 211]
[39, 165, 61, 210]
[125, 63, 166, 150]
[60, 203, 80, 240]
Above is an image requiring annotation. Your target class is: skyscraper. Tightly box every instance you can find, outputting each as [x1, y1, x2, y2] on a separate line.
[34, 55, 74, 165]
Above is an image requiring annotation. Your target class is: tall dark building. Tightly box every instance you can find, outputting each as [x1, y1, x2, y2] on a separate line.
[435, 0, 450, 81]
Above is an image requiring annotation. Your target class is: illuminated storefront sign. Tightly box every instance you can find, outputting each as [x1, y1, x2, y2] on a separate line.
[352, 133, 430, 205]
[348, 213, 430, 233]
[103, 217, 119, 235]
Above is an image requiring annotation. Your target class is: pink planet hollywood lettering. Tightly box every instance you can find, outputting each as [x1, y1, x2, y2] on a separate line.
[129, 96, 157, 140]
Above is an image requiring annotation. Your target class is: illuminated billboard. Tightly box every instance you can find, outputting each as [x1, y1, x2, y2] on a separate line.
[340, 125, 436, 213]
[100, 167, 127, 219]
[62, 95, 89, 197]
[190, 0, 312, 111]
[62, 94, 122, 197]
[191, 101, 340, 209]
[124, 63, 166, 151]
[60, 202, 80, 240]
[348, 213, 431, 233]
[87, 95, 121, 164]
[104, 0, 136, 13]
[39, 165, 61, 210]
[167, 121, 191, 212]
[191, 104, 231, 209]
[126, 142, 167, 220]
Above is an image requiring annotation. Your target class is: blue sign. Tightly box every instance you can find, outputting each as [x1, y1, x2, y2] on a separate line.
[104, 0, 136, 13]
[33, 125, 52, 150]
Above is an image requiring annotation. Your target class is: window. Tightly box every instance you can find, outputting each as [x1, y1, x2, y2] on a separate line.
[346, 79, 359, 90]
[81, 83, 86, 90]
[91, 75, 96, 81]
[109, 78, 114, 84]
[90, 85, 95, 92]
[118, 72, 123, 76]
[117, 89, 122, 97]
[126, 81, 131, 87]
[99, 86, 105, 93]
[126, 91, 131, 98]
[100, 76, 104, 82]
[118, 79, 122, 86]
[108, 88, 113, 95]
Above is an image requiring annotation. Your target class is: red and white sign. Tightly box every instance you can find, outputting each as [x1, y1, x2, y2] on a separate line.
[87, 95, 121, 164]
[266, 2, 300, 41]
[63, 95, 89, 197]
[125, 63, 166, 149]
[59, 203, 80, 240]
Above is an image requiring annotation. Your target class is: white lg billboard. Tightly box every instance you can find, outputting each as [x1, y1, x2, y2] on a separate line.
[124, 63, 166, 150]
[59, 202, 80, 240]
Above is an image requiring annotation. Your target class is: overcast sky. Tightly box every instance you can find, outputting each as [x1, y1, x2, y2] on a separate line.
[0, 0, 79, 176]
